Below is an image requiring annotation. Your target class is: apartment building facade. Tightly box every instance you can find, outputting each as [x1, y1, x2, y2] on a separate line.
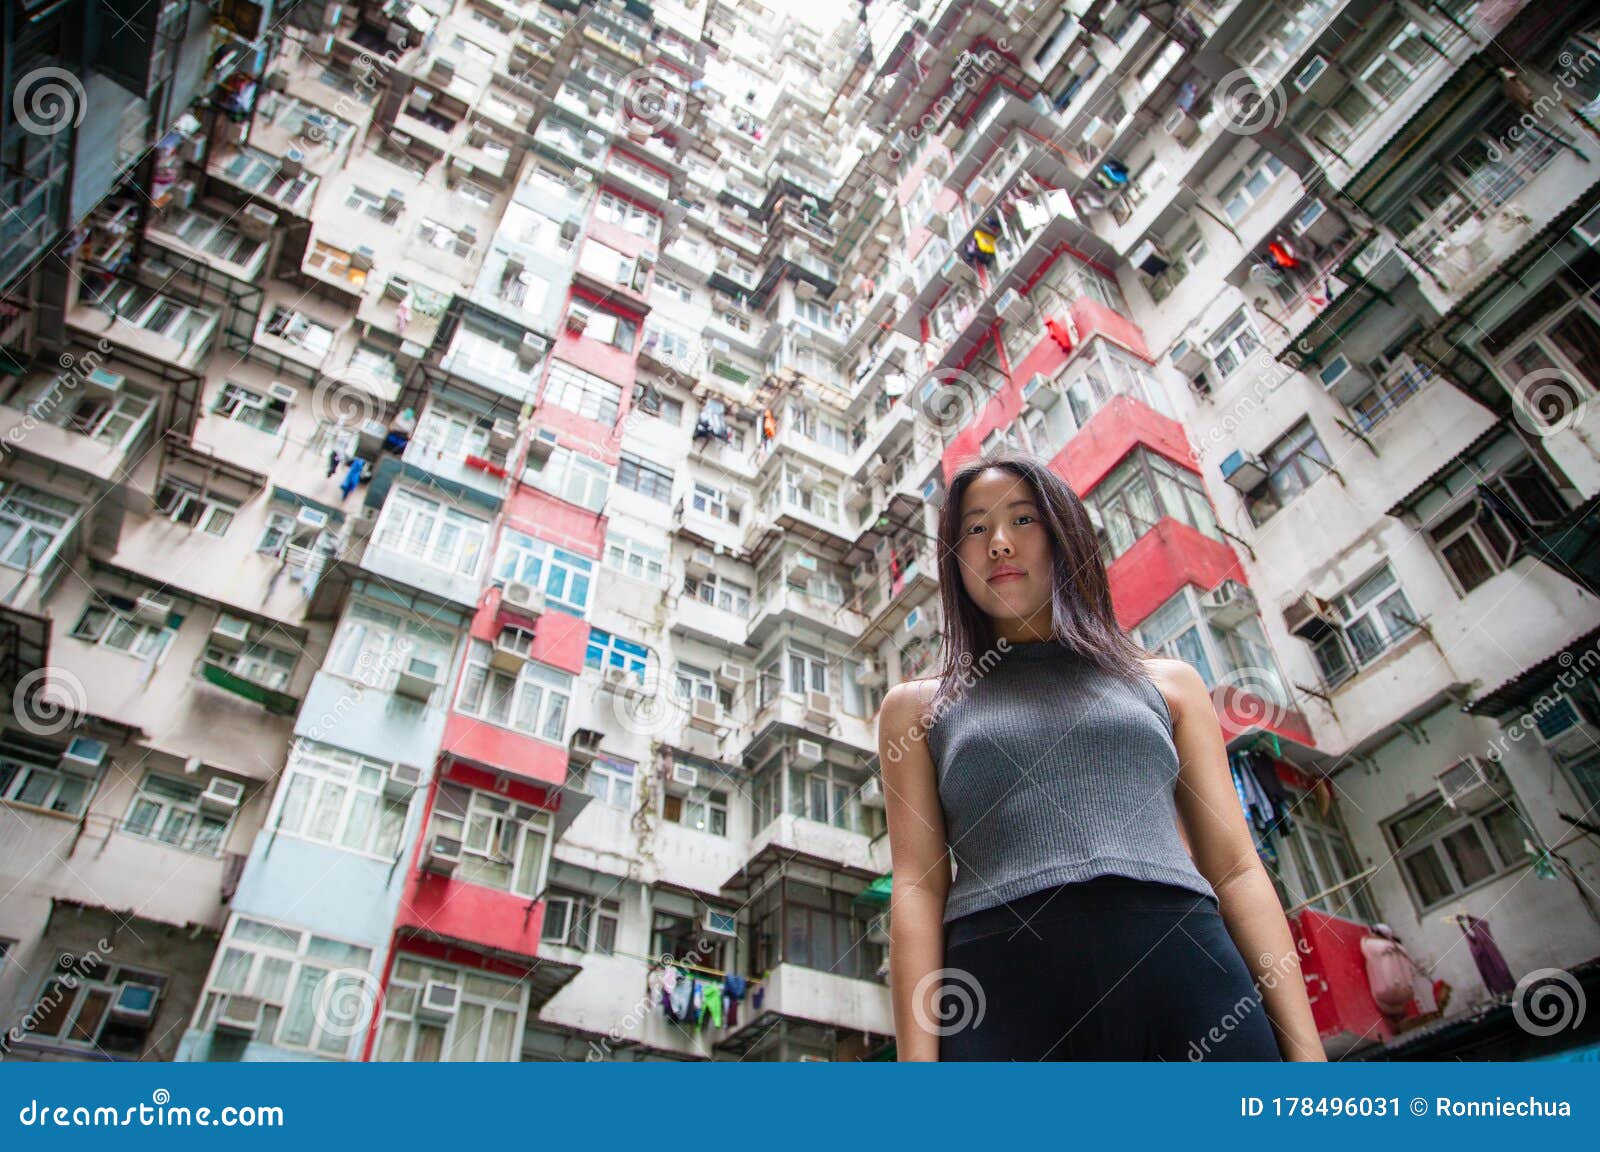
[1, 0, 1597, 1063]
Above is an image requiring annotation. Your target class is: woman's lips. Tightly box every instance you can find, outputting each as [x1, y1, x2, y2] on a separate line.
[988, 571, 1025, 584]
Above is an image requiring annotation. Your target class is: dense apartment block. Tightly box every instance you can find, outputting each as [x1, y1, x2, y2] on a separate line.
[1, 0, 1598, 1062]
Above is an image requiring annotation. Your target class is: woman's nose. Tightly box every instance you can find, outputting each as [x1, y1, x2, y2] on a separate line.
[989, 533, 1013, 558]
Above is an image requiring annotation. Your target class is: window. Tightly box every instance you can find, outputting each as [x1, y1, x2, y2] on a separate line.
[1086, 451, 1221, 561]
[496, 261, 549, 312]
[0, 483, 78, 570]
[0, 747, 98, 817]
[663, 785, 728, 836]
[1244, 419, 1332, 526]
[213, 382, 290, 435]
[344, 186, 387, 218]
[444, 318, 539, 387]
[684, 572, 751, 617]
[586, 627, 650, 682]
[615, 451, 674, 502]
[92, 281, 218, 351]
[595, 191, 660, 242]
[1386, 792, 1527, 911]
[38, 383, 154, 448]
[431, 782, 553, 897]
[325, 600, 456, 692]
[604, 530, 666, 584]
[274, 741, 409, 859]
[585, 756, 636, 808]
[372, 489, 490, 578]
[1306, 15, 1442, 153]
[71, 596, 182, 663]
[1218, 149, 1286, 221]
[261, 306, 334, 358]
[1426, 456, 1567, 593]
[201, 917, 373, 1056]
[690, 481, 742, 525]
[410, 402, 491, 461]
[1134, 592, 1216, 686]
[1487, 278, 1600, 427]
[203, 629, 297, 692]
[154, 480, 237, 536]
[306, 241, 366, 283]
[1205, 308, 1262, 378]
[541, 889, 620, 952]
[633, 384, 683, 425]
[750, 878, 882, 979]
[652, 275, 693, 305]
[456, 640, 572, 741]
[568, 301, 638, 351]
[1285, 806, 1379, 924]
[21, 955, 170, 1056]
[375, 958, 524, 1062]
[417, 217, 475, 257]
[543, 360, 623, 424]
[159, 208, 263, 267]
[786, 644, 829, 696]
[123, 773, 234, 855]
[523, 445, 611, 511]
[576, 238, 637, 287]
[673, 662, 735, 713]
[780, 466, 840, 521]
[1311, 564, 1419, 687]
[493, 530, 594, 613]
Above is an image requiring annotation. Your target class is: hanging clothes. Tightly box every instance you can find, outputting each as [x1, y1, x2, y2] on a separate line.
[1266, 238, 1299, 269]
[1045, 317, 1073, 352]
[339, 458, 365, 500]
[761, 408, 776, 440]
[723, 974, 746, 1028]
[1098, 158, 1129, 185]
[1457, 915, 1516, 996]
[668, 969, 693, 1019]
[699, 982, 723, 1028]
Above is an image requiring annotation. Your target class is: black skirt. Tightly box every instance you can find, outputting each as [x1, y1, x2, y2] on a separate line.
[936, 874, 1285, 1061]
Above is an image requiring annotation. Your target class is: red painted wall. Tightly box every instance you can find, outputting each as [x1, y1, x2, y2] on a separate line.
[500, 488, 607, 556]
[395, 876, 548, 965]
[1292, 908, 1408, 1046]
[1105, 517, 1245, 630]
[470, 586, 590, 676]
[440, 712, 569, 786]
[1049, 394, 1200, 496]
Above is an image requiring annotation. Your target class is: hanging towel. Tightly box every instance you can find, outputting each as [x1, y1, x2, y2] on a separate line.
[668, 972, 692, 1019]
[1458, 915, 1516, 996]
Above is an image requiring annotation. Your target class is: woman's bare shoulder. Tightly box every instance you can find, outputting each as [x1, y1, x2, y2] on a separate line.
[1137, 656, 1208, 718]
[880, 677, 940, 728]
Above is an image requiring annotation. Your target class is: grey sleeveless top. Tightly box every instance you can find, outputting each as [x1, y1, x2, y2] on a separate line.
[925, 639, 1217, 924]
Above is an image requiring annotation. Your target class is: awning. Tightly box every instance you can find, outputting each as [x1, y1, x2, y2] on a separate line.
[1465, 622, 1600, 717]
[1385, 420, 1510, 520]
[200, 661, 299, 715]
[1519, 492, 1600, 599]
[853, 873, 892, 907]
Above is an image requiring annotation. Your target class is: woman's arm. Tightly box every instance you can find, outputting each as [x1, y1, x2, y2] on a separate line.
[1156, 659, 1327, 1062]
[877, 679, 953, 1062]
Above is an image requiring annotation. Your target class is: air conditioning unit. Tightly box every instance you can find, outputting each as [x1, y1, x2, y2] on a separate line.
[60, 736, 108, 776]
[564, 309, 589, 334]
[383, 274, 411, 302]
[239, 204, 278, 241]
[83, 367, 125, 392]
[1200, 579, 1258, 627]
[996, 288, 1030, 324]
[200, 777, 245, 815]
[1292, 54, 1342, 104]
[1435, 755, 1505, 813]
[671, 759, 701, 789]
[171, 177, 197, 208]
[805, 690, 833, 721]
[1534, 693, 1600, 759]
[1171, 336, 1209, 376]
[860, 775, 885, 808]
[407, 88, 434, 115]
[602, 665, 637, 695]
[109, 982, 162, 1024]
[1292, 198, 1343, 246]
[395, 656, 442, 701]
[501, 580, 545, 615]
[867, 912, 891, 944]
[489, 418, 517, 448]
[903, 605, 933, 638]
[210, 614, 252, 650]
[686, 547, 717, 575]
[941, 252, 975, 284]
[1021, 372, 1057, 409]
[350, 246, 375, 272]
[384, 762, 423, 800]
[1317, 354, 1370, 402]
[524, 428, 558, 466]
[1131, 239, 1170, 277]
[1163, 106, 1201, 145]
[855, 658, 883, 685]
[517, 332, 544, 366]
[214, 994, 266, 1036]
[715, 661, 744, 688]
[1283, 592, 1339, 641]
[134, 593, 175, 625]
[794, 737, 823, 767]
[925, 211, 950, 239]
[702, 909, 738, 937]
[688, 696, 721, 732]
[1219, 449, 1269, 493]
[491, 630, 531, 674]
[422, 833, 463, 875]
[417, 980, 459, 1020]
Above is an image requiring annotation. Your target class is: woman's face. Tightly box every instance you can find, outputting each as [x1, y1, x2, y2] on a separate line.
[955, 467, 1054, 624]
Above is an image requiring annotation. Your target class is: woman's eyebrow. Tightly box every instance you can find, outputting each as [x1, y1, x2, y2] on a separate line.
[961, 498, 1035, 521]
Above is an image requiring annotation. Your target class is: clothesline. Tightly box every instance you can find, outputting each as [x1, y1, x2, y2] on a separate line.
[609, 947, 766, 987]
[1286, 865, 1380, 915]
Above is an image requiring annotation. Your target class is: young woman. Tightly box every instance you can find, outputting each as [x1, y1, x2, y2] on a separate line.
[878, 451, 1325, 1061]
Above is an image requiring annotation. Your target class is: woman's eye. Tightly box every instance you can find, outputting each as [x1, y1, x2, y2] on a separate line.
[1015, 515, 1034, 525]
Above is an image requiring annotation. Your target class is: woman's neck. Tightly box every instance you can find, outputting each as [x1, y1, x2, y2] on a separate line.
[991, 610, 1054, 646]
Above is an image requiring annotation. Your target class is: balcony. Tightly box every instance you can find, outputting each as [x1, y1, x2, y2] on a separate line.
[1105, 517, 1246, 632]
[670, 591, 751, 651]
[714, 961, 892, 1056]
[746, 584, 868, 647]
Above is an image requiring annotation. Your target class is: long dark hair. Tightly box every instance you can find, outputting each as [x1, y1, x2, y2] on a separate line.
[925, 449, 1150, 720]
